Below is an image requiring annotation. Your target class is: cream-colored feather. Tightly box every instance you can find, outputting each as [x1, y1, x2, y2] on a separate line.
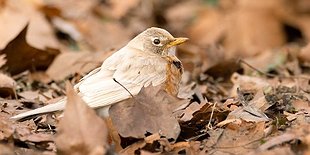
[11, 46, 167, 120]
[11, 27, 186, 120]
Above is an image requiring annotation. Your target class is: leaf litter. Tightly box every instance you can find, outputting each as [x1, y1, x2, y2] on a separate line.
[0, 0, 310, 154]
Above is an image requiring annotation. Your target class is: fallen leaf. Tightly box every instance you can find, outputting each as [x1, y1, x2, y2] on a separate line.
[0, 144, 14, 155]
[95, 0, 140, 19]
[249, 146, 295, 155]
[299, 43, 310, 62]
[187, 8, 226, 46]
[0, 25, 59, 75]
[179, 102, 206, 122]
[230, 73, 271, 98]
[292, 99, 310, 113]
[0, 0, 59, 50]
[44, 0, 98, 19]
[257, 133, 297, 151]
[0, 73, 16, 97]
[46, 50, 113, 81]
[0, 54, 6, 68]
[55, 83, 108, 155]
[110, 85, 184, 140]
[206, 121, 265, 154]
[75, 16, 132, 51]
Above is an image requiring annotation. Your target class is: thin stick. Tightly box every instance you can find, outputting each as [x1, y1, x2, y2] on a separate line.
[207, 102, 217, 130]
[238, 59, 310, 80]
[238, 59, 276, 77]
[113, 78, 134, 98]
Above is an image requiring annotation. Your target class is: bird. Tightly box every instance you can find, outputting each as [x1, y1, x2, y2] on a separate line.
[11, 27, 188, 120]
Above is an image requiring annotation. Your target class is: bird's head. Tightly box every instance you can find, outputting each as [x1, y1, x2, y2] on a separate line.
[128, 27, 188, 56]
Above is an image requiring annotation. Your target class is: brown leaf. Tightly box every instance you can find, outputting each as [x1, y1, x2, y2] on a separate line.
[257, 133, 297, 151]
[44, 0, 98, 19]
[110, 85, 183, 140]
[206, 121, 265, 154]
[46, 50, 113, 81]
[0, 54, 6, 68]
[299, 43, 310, 62]
[0, 25, 59, 75]
[0, 73, 16, 97]
[249, 146, 295, 155]
[292, 99, 310, 113]
[179, 102, 206, 122]
[243, 50, 287, 75]
[224, 0, 286, 57]
[0, 144, 14, 155]
[75, 16, 132, 51]
[55, 83, 108, 155]
[0, 0, 59, 50]
[95, 0, 140, 19]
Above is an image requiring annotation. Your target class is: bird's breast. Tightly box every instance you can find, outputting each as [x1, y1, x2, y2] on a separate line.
[164, 55, 183, 96]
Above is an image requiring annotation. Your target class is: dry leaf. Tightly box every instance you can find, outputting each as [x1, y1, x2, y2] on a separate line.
[55, 83, 108, 155]
[0, 0, 59, 50]
[0, 25, 59, 75]
[0, 144, 14, 155]
[44, 0, 98, 19]
[46, 50, 113, 81]
[299, 43, 310, 62]
[179, 102, 206, 122]
[75, 16, 132, 51]
[0, 73, 16, 97]
[110, 85, 183, 140]
[257, 133, 297, 151]
[95, 0, 140, 19]
[206, 121, 265, 154]
[187, 8, 226, 46]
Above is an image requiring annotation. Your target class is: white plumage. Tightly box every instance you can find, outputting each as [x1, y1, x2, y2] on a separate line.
[11, 46, 168, 120]
[11, 27, 187, 120]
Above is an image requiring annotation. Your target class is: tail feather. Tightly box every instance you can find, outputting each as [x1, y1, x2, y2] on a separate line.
[11, 98, 66, 120]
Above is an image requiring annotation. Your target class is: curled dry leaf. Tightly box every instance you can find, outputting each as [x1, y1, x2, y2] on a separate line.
[110, 85, 186, 140]
[0, 25, 59, 75]
[55, 83, 108, 155]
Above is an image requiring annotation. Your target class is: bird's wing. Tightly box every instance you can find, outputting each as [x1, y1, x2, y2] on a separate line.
[77, 47, 167, 108]
[11, 47, 167, 120]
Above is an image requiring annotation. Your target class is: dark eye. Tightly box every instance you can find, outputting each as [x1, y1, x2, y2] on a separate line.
[153, 38, 160, 45]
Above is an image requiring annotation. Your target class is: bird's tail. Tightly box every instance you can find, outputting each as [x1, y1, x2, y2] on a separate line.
[11, 98, 66, 120]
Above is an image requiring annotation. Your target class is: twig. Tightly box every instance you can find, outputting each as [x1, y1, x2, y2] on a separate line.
[238, 59, 276, 77]
[207, 102, 217, 130]
[238, 59, 310, 80]
[113, 78, 134, 98]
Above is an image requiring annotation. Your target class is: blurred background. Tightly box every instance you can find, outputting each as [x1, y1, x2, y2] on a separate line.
[1, 0, 310, 84]
[1, 1, 310, 154]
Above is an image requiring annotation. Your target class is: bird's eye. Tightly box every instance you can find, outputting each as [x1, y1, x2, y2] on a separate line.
[153, 38, 161, 45]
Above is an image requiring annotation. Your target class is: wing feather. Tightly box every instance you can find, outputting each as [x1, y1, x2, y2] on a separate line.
[11, 47, 167, 120]
[76, 47, 167, 108]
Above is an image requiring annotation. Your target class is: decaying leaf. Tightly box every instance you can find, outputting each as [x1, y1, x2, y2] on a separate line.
[55, 83, 108, 155]
[110, 85, 185, 140]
